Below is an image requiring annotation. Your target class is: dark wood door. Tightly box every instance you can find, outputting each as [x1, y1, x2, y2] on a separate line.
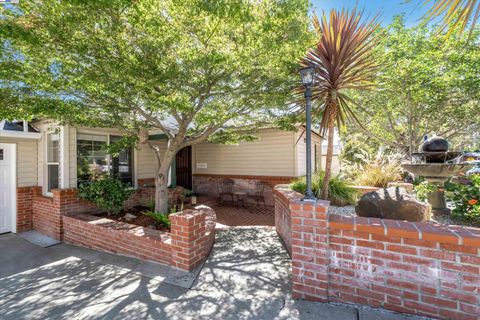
[175, 146, 192, 190]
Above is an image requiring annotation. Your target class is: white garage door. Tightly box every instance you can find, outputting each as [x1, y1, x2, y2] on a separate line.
[0, 143, 15, 234]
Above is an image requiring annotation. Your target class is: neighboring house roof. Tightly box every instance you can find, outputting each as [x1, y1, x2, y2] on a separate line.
[0, 120, 42, 139]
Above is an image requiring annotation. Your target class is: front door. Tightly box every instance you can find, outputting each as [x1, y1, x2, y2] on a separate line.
[175, 146, 192, 190]
[0, 144, 15, 234]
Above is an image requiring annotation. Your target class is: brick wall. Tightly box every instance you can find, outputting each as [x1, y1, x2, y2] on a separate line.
[16, 186, 41, 232]
[274, 185, 480, 320]
[170, 206, 216, 270]
[63, 214, 172, 266]
[63, 206, 216, 271]
[193, 174, 295, 206]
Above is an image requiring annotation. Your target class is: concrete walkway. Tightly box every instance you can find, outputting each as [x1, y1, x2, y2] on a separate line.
[0, 228, 429, 320]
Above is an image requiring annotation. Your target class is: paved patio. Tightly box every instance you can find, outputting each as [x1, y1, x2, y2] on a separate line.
[196, 197, 275, 228]
[0, 228, 430, 320]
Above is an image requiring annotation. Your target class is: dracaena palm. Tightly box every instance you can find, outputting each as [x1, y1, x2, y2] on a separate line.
[421, 0, 479, 38]
[299, 8, 379, 200]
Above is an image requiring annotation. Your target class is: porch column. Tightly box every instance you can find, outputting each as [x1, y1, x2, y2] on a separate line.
[59, 125, 70, 189]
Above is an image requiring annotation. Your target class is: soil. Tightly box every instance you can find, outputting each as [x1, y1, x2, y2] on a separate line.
[94, 206, 171, 232]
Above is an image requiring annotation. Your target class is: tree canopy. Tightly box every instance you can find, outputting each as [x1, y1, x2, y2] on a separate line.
[349, 16, 480, 156]
[0, 0, 313, 212]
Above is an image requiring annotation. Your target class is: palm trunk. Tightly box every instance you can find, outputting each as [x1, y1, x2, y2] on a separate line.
[321, 108, 336, 200]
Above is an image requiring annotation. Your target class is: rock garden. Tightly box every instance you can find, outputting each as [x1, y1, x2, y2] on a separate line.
[291, 136, 480, 228]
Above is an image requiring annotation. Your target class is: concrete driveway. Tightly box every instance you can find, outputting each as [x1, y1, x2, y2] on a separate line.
[0, 228, 428, 320]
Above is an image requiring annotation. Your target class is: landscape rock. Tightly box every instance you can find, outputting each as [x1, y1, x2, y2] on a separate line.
[387, 182, 414, 193]
[123, 213, 137, 221]
[355, 187, 431, 222]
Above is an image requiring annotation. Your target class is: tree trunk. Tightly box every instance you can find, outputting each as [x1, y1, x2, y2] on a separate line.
[148, 140, 177, 215]
[155, 165, 170, 214]
[321, 107, 336, 200]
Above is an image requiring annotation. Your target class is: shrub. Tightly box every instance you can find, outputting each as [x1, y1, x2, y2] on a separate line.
[445, 175, 480, 226]
[345, 152, 403, 188]
[290, 171, 357, 206]
[414, 181, 437, 202]
[78, 175, 133, 215]
[143, 210, 171, 228]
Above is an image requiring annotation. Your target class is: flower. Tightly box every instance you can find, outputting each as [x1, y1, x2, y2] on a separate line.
[468, 199, 478, 206]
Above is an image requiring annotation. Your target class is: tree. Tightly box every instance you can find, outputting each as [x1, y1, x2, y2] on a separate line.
[420, 0, 480, 38]
[298, 8, 379, 200]
[0, 0, 312, 213]
[350, 17, 480, 156]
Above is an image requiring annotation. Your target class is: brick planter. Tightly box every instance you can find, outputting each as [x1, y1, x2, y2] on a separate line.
[274, 185, 480, 320]
[25, 186, 216, 271]
[62, 207, 216, 271]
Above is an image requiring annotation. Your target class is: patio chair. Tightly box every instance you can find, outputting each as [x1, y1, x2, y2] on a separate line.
[218, 179, 234, 205]
[249, 181, 265, 206]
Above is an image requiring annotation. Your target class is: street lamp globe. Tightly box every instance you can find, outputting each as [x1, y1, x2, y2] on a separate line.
[299, 66, 315, 86]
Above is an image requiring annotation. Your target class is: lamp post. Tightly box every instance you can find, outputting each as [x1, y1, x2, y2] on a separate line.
[299, 66, 317, 201]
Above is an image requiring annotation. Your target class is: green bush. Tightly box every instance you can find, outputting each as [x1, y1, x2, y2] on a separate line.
[414, 181, 438, 202]
[78, 175, 133, 215]
[445, 175, 480, 226]
[290, 171, 357, 206]
[143, 210, 171, 228]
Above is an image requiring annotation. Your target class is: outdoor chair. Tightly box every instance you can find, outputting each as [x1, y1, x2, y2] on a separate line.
[249, 181, 266, 206]
[218, 179, 234, 205]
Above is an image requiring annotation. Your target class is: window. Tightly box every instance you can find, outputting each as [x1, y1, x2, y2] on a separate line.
[77, 134, 108, 185]
[77, 133, 133, 186]
[0, 149, 3, 161]
[47, 132, 60, 192]
[110, 136, 133, 186]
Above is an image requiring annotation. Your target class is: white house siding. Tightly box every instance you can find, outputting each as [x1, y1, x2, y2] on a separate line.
[192, 129, 296, 177]
[136, 140, 168, 180]
[295, 130, 322, 177]
[0, 137, 38, 187]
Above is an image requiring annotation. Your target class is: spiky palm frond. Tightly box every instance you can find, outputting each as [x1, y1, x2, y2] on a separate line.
[422, 0, 480, 38]
[298, 8, 380, 137]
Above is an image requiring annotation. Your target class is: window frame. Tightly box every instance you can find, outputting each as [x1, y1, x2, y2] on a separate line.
[45, 131, 60, 195]
[76, 132, 134, 187]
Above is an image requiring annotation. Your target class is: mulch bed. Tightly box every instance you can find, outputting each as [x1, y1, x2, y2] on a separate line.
[93, 206, 170, 232]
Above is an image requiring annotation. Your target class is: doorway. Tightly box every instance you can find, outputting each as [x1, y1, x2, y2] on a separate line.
[175, 146, 192, 190]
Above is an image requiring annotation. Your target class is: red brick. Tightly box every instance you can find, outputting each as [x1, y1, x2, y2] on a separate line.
[386, 244, 417, 255]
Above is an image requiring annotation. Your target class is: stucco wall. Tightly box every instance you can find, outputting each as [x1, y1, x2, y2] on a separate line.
[0, 137, 38, 187]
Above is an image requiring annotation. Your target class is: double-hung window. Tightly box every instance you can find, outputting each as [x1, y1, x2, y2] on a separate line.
[46, 132, 60, 192]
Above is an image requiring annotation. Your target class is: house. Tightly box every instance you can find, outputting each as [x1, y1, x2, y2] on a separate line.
[0, 119, 333, 235]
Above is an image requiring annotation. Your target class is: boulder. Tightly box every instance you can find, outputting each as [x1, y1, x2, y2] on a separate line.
[387, 182, 414, 193]
[355, 187, 431, 222]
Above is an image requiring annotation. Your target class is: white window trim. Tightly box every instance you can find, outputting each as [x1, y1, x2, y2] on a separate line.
[75, 130, 136, 188]
[45, 131, 60, 197]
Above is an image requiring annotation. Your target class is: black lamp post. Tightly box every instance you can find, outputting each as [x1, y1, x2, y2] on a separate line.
[299, 66, 317, 201]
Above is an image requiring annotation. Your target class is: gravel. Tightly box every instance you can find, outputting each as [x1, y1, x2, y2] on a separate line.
[329, 204, 464, 227]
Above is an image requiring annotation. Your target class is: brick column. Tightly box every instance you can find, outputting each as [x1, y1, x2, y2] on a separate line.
[290, 199, 331, 302]
[170, 209, 209, 271]
[16, 186, 42, 232]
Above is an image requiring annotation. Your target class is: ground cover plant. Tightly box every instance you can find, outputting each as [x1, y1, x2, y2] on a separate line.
[445, 174, 480, 226]
[291, 171, 357, 206]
